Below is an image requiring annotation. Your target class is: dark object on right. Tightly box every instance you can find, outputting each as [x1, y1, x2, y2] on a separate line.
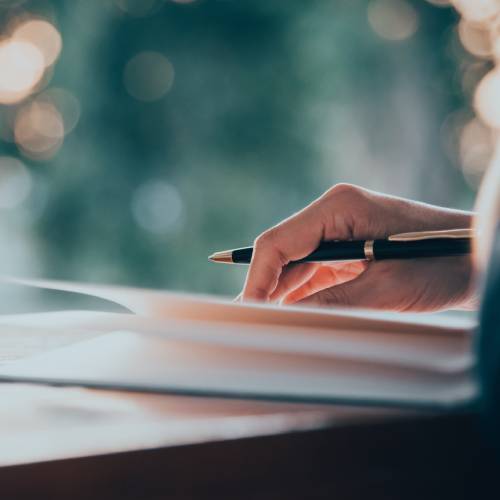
[478, 224, 500, 455]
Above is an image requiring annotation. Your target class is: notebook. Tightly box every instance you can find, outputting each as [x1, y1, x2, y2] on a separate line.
[0, 278, 477, 410]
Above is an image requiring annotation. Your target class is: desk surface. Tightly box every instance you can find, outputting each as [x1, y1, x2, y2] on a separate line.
[0, 314, 404, 467]
[0, 317, 495, 499]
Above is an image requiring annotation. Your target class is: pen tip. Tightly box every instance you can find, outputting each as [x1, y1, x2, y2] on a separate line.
[208, 251, 233, 263]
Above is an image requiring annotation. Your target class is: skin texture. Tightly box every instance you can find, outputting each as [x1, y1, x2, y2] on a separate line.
[241, 184, 476, 312]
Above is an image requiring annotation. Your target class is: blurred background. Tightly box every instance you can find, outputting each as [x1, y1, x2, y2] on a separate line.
[0, 0, 493, 309]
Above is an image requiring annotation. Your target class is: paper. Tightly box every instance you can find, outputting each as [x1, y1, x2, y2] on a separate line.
[0, 331, 477, 410]
[0, 311, 473, 372]
[0, 278, 478, 410]
[3, 277, 475, 334]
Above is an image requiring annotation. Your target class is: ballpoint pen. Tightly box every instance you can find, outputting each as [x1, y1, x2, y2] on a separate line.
[209, 228, 473, 264]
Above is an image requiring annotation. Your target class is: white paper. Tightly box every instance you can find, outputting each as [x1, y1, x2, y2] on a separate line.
[3, 277, 476, 334]
[0, 331, 477, 409]
[0, 311, 473, 372]
[0, 278, 478, 409]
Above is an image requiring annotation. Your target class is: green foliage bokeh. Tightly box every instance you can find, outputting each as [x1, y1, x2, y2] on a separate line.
[0, 0, 475, 297]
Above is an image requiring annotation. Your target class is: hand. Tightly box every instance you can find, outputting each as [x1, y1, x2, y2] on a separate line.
[241, 184, 476, 312]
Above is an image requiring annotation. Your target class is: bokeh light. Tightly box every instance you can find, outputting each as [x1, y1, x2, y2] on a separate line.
[458, 19, 492, 58]
[446, 0, 500, 184]
[123, 51, 175, 102]
[368, 0, 419, 41]
[0, 156, 32, 209]
[461, 61, 490, 96]
[12, 19, 62, 67]
[131, 180, 183, 234]
[0, 0, 495, 294]
[38, 88, 81, 135]
[0, 40, 44, 104]
[452, 0, 500, 25]
[14, 99, 64, 159]
[474, 68, 500, 128]
[459, 117, 495, 177]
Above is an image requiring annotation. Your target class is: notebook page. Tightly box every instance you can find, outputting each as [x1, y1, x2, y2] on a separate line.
[0, 311, 472, 373]
[0, 331, 477, 410]
[3, 277, 475, 336]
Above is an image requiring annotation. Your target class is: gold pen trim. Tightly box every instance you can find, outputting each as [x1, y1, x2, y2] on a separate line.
[364, 240, 375, 260]
[208, 250, 233, 263]
[388, 228, 474, 242]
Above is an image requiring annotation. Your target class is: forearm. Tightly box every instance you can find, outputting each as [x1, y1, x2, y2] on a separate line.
[396, 198, 474, 232]
[377, 191, 475, 235]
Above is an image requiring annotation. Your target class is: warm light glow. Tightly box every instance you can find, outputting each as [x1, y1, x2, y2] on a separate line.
[13, 19, 62, 67]
[368, 0, 419, 41]
[474, 68, 500, 128]
[461, 61, 489, 97]
[124, 51, 175, 102]
[38, 88, 81, 135]
[0, 40, 45, 105]
[14, 100, 65, 160]
[458, 19, 492, 58]
[0, 156, 32, 209]
[460, 118, 494, 176]
[451, 0, 500, 24]
[488, 16, 500, 60]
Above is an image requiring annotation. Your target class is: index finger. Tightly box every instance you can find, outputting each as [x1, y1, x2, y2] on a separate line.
[241, 204, 326, 301]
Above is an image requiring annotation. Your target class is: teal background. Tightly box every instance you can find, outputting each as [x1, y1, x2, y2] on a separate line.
[0, 0, 483, 307]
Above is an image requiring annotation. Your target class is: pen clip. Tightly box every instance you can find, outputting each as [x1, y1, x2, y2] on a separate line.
[388, 228, 474, 242]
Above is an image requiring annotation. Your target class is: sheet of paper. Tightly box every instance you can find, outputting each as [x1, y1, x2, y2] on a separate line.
[0, 279, 476, 409]
[3, 277, 475, 335]
[0, 311, 473, 372]
[0, 331, 477, 410]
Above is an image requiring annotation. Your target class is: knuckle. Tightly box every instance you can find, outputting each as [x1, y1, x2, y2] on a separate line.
[253, 229, 288, 266]
[324, 184, 367, 206]
[254, 228, 282, 252]
[327, 183, 359, 197]
[254, 231, 274, 249]
[247, 286, 270, 301]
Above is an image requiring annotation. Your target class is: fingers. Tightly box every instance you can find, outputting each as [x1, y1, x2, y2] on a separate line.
[242, 206, 326, 301]
[269, 263, 319, 303]
[296, 271, 371, 308]
[283, 261, 366, 304]
[241, 240, 287, 301]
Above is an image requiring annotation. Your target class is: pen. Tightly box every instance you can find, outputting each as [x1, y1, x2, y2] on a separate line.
[209, 228, 473, 264]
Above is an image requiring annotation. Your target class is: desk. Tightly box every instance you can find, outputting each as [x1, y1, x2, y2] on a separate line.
[0, 323, 495, 499]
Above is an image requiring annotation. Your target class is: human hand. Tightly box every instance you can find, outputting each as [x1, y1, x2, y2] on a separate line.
[241, 184, 476, 312]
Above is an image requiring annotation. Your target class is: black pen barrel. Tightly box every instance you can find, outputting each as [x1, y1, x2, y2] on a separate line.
[231, 240, 366, 264]
[230, 238, 471, 264]
[372, 238, 471, 260]
[295, 240, 366, 262]
[232, 247, 254, 263]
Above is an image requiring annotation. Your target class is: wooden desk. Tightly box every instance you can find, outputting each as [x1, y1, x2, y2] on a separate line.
[0, 321, 496, 499]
